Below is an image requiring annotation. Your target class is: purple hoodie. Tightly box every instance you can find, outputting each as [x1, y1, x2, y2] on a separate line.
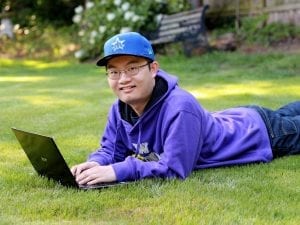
[88, 70, 273, 181]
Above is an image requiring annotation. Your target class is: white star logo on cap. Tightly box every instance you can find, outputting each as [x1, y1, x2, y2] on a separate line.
[111, 37, 125, 51]
[148, 48, 153, 55]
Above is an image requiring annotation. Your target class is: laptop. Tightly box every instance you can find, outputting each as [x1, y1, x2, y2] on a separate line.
[11, 127, 126, 190]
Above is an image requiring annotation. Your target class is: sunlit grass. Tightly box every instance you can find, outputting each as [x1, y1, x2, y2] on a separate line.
[20, 95, 83, 106]
[190, 81, 300, 100]
[21, 60, 71, 69]
[190, 81, 271, 99]
[0, 58, 71, 69]
[0, 51, 299, 225]
[0, 76, 52, 82]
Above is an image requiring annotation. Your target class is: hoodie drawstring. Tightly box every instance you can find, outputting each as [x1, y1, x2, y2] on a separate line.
[135, 123, 142, 157]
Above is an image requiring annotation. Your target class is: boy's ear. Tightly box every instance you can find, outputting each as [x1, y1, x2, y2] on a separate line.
[150, 61, 159, 76]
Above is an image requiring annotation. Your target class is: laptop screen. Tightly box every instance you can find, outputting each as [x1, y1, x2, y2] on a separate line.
[11, 128, 78, 188]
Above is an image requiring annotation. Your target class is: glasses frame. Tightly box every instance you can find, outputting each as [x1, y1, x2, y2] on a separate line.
[106, 62, 151, 80]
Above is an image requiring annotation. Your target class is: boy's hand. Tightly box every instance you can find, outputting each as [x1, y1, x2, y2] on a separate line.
[71, 162, 117, 185]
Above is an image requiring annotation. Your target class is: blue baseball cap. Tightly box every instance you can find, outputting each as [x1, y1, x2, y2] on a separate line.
[96, 32, 155, 66]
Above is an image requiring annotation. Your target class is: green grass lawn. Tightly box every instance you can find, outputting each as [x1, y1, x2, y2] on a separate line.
[0, 51, 300, 225]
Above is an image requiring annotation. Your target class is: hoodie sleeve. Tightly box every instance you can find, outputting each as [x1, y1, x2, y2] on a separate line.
[88, 104, 126, 165]
[112, 107, 205, 181]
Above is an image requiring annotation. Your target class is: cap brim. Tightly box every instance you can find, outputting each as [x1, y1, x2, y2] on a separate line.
[96, 55, 114, 67]
[96, 54, 153, 67]
[97, 54, 136, 67]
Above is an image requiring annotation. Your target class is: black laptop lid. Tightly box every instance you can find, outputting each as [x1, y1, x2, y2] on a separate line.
[11, 128, 78, 188]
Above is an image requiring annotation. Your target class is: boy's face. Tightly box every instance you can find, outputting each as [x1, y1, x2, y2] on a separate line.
[106, 55, 159, 115]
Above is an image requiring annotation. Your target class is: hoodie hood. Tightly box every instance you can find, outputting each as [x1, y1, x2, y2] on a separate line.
[156, 69, 178, 93]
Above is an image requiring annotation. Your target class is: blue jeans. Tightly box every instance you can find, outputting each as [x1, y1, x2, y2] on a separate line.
[246, 101, 300, 158]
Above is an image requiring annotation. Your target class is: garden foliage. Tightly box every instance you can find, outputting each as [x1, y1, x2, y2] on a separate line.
[72, 0, 190, 61]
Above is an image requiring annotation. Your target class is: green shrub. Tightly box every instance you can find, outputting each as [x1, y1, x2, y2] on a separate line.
[0, 25, 77, 59]
[239, 14, 300, 45]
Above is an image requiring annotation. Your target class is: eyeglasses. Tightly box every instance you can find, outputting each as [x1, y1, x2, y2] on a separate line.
[106, 62, 150, 80]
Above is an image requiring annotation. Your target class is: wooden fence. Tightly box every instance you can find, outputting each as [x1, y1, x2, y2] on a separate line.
[202, 0, 300, 25]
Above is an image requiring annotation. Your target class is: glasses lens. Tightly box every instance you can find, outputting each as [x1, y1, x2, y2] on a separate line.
[107, 70, 117, 79]
[126, 66, 138, 76]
